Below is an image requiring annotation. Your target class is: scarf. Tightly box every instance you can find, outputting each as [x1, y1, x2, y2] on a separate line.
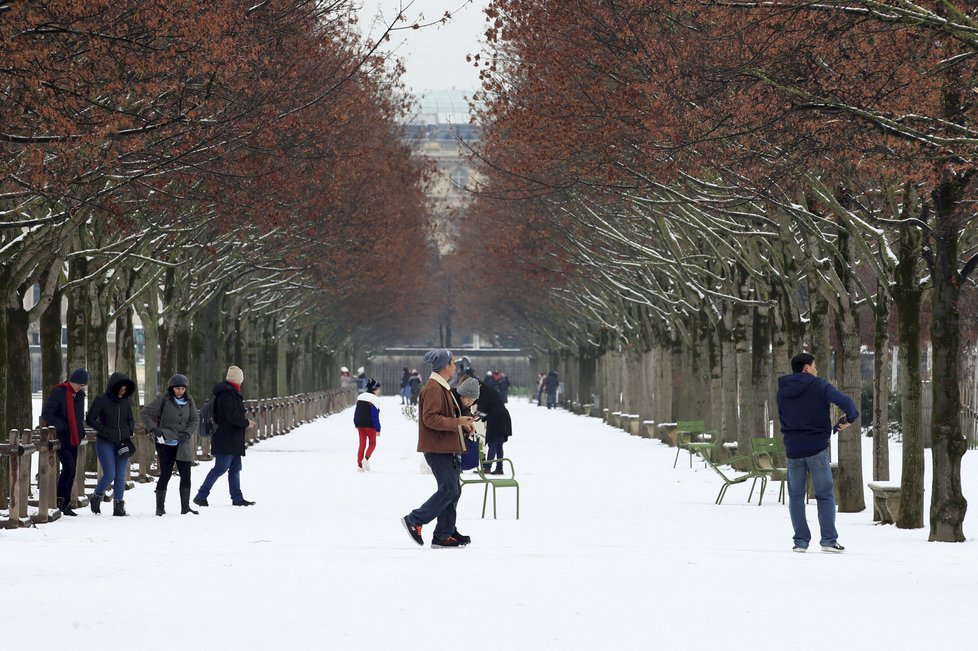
[228, 381, 241, 393]
[173, 396, 188, 406]
[56, 381, 80, 446]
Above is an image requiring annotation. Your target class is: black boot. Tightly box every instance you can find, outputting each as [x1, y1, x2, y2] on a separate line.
[59, 497, 78, 517]
[113, 499, 128, 517]
[180, 485, 198, 515]
[90, 493, 102, 514]
[155, 490, 166, 516]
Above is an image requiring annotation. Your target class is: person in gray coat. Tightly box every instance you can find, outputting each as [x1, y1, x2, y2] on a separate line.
[141, 374, 200, 515]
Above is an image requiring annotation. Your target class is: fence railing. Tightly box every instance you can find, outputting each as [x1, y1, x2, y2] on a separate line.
[0, 388, 356, 528]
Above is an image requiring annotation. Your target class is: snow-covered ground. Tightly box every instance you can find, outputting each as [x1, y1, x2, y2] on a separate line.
[6, 396, 978, 650]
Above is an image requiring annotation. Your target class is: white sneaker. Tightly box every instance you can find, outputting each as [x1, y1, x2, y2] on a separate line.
[357, 465, 365, 473]
[362, 458, 371, 471]
[792, 546, 807, 553]
[821, 543, 845, 553]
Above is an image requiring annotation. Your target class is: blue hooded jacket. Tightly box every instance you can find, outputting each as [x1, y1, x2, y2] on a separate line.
[777, 373, 859, 459]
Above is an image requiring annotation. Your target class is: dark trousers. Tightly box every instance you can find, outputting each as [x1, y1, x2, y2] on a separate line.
[408, 453, 461, 539]
[155, 444, 192, 494]
[57, 445, 78, 502]
[485, 439, 504, 470]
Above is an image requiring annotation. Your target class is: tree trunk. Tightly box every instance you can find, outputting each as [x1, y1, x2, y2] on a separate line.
[259, 317, 278, 399]
[191, 293, 223, 393]
[808, 288, 831, 381]
[749, 304, 771, 438]
[115, 304, 140, 414]
[708, 326, 723, 434]
[734, 302, 752, 466]
[927, 188, 968, 542]
[87, 321, 110, 399]
[4, 301, 33, 433]
[65, 257, 88, 377]
[871, 286, 891, 484]
[719, 306, 738, 446]
[894, 222, 925, 529]
[40, 283, 64, 393]
[834, 306, 865, 512]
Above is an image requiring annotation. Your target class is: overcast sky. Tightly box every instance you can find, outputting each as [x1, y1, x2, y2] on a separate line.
[357, 0, 490, 94]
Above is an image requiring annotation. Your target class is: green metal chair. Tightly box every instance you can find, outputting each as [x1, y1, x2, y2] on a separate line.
[750, 437, 787, 505]
[673, 420, 716, 468]
[459, 443, 520, 519]
[695, 447, 767, 505]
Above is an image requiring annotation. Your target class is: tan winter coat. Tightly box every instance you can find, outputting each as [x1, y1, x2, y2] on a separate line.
[417, 373, 466, 453]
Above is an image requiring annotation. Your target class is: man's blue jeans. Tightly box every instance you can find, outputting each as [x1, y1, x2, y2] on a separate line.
[95, 437, 128, 499]
[407, 453, 461, 540]
[195, 455, 243, 502]
[400, 386, 411, 404]
[786, 447, 838, 548]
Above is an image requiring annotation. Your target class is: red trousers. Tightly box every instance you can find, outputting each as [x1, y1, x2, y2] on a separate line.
[357, 427, 377, 466]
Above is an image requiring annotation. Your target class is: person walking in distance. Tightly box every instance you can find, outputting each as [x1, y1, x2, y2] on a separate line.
[777, 353, 859, 553]
[401, 350, 475, 549]
[141, 374, 200, 515]
[354, 378, 382, 471]
[193, 366, 257, 507]
[41, 368, 89, 516]
[399, 367, 411, 405]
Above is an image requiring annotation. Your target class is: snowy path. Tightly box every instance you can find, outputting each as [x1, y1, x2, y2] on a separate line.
[5, 397, 977, 650]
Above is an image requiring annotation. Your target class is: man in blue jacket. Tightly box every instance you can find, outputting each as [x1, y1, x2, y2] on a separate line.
[777, 353, 859, 554]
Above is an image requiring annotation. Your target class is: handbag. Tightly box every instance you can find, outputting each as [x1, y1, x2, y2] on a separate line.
[115, 437, 137, 458]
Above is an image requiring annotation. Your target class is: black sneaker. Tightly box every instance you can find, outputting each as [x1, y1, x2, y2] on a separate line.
[193, 496, 209, 507]
[452, 530, 471, 545]
[401, 516, 423, 546]
[821, 542, 845, 553]
[431, 535, 464, 549]
[232, 499, 256, 506]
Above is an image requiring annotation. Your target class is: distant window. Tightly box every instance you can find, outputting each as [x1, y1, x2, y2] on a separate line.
[450, 168, 468, 191]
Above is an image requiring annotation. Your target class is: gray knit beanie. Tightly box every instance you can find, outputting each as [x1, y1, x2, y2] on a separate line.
[457, 377, 480, 399]
[423, 349, 452, 372]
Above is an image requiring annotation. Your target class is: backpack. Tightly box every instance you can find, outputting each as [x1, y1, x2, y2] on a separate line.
[198, 399, 219, 438]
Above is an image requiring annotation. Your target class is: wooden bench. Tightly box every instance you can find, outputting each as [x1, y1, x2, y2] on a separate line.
[868, 481, 902, 524]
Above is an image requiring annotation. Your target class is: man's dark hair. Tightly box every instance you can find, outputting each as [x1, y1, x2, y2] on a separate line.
[791, 353, 815, 373]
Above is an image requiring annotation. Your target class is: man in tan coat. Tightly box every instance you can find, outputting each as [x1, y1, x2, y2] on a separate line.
[401, 349, 475, 548]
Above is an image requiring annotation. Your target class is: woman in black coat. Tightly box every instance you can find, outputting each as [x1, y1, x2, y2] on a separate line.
[476, 380, 512, 474]
[193, 365, 256, 507]
[85, 372, 136, 516]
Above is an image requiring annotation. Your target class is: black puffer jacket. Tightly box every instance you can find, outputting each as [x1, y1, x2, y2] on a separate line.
[85, 372, 136, 444]
[211, 381, 250, 456]
[476, 381, 513, 444]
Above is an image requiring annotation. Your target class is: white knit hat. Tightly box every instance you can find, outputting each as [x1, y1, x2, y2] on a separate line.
[226, 365, 244, 384]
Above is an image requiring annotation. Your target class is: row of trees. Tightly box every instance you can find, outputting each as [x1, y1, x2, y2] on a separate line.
[0, 2, 436, 433]
[461, 1, 978, 541]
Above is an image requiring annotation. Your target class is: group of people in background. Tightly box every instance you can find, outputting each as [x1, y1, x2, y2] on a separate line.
[481, 370, 511, 404]
[41, 364, 256, 518]
[398, 367, 423, 405]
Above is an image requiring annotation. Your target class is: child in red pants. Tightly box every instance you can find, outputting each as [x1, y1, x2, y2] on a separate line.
[353, 378, 381, 471]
